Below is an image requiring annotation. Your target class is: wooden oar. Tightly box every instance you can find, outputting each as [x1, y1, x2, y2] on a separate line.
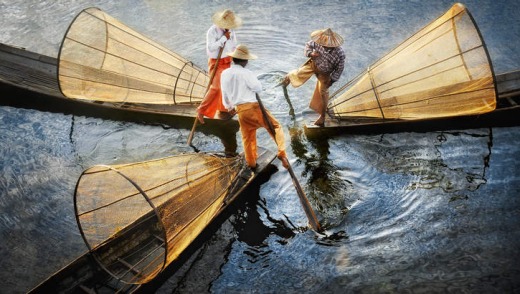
[255, 93, 322, 232]
[187, 40, 227, 147]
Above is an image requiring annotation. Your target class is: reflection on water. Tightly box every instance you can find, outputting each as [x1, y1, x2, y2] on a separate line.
[1, 1, 520, 293]
[359, 129, 491, 195]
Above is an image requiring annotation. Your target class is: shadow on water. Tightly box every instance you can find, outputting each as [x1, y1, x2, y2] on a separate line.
[138, 163, 295, 293]
[232, 167, 296, 247]
[276, 86, 352, 230]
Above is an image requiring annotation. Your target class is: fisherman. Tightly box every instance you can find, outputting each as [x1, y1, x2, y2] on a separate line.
[281, 28, 345, 127]
[196, 9, 241, 124]
[221, 44, 289, 170]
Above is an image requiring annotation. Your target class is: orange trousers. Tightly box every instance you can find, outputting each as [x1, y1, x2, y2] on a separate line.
[287, 60, 331, 115]
[197, 57, 232, 118]
[235, 103, 287, 168]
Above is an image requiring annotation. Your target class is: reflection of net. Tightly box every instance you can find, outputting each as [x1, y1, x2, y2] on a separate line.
[74, 153, 242, 284]
[58, 7, 209, 105]
[329, 3, 496, 120]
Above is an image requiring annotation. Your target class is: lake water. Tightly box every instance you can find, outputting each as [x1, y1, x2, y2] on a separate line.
[1, 0, 520, 293]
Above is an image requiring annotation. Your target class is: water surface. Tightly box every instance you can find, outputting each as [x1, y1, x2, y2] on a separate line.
[1, 1, 519, 293]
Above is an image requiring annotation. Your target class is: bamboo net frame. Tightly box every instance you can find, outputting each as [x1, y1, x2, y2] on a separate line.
[74, 153, 242, 284]
[328, 3, 496, 120]
[58, 7, 209, 106]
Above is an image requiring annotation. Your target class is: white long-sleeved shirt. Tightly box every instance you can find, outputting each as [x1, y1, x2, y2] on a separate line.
[206, 25, 238, 59]
[221, 64, 263, 110]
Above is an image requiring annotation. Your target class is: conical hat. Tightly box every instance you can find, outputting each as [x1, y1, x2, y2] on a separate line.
[310, 28, 344, 47]
[212, 9, 242, 29]
[228, 44, 257, 60]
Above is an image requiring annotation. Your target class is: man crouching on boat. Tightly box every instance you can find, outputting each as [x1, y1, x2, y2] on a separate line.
[221, 44, 289, 170]
[281, 28, 345, 127]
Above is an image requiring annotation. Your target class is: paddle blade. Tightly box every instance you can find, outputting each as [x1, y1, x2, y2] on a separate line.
[287, 164, 322, 232]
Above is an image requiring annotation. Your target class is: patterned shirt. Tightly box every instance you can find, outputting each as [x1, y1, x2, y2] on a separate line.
[304, 40, 345, 82]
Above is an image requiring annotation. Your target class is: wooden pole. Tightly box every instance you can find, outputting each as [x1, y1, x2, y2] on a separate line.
[255, 93, 322, 232]
[187, 41, 227, 147]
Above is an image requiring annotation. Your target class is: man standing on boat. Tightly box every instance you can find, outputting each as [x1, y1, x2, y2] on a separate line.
[221, 45, 289, 170]
[281, 28, 345, 127]
[196, 9, 241, 124]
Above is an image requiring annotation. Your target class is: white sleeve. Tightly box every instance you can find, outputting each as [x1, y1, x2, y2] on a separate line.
[207, 27, 225, 53]
[221, 71, 234, 110]
[248, 72, 263, 93]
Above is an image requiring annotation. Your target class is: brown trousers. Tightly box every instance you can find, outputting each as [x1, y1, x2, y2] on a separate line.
[235, 103, 287, 168]
[287, 60, 331, 115]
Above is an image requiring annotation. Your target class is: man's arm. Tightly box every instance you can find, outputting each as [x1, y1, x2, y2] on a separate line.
[304, 41, 315, 58]
[221, 71, 234, 110]
[207, 27, 228, 53]
[247, 71, 263, 93]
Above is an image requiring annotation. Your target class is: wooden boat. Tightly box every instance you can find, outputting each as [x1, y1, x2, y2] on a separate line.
[304, 70, 520, 135]
[304, 3, 520, 135]
[0, 7, 233, 126]
[29, 148, 276, 293]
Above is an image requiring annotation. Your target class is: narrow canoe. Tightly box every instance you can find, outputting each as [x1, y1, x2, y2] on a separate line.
[28, 148, 276, 293]
[304, 70, 520, 135]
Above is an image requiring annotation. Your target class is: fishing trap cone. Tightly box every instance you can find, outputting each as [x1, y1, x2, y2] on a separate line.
[74, 153, 242, 284]
[58, 7, 209, 106]
[328, 3, 497, 120]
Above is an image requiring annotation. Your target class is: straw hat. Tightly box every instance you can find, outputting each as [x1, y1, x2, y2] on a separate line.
[310, 28, 344, 47]
[212, 9, 242, 29]
[228, 44, 257, 60]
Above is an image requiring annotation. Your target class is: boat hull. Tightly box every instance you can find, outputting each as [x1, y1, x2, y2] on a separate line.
[304, 70, 520, 136]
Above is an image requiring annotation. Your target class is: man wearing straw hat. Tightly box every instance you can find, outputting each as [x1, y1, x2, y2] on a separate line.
[221, 44, 289, 170]
[196, 9, 241, 124]
[282, 28, 345, 127]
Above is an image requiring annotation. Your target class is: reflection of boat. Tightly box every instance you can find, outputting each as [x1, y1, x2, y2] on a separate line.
[0, 7, 232, 124]
[304, 3, 520, 134]
[29, 148, 276, 293]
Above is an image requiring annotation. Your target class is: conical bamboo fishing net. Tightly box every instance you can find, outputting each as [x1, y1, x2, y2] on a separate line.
[58, 7, 209, 106]
[328, 3, 496, 120]
[74, 153, 242, 284]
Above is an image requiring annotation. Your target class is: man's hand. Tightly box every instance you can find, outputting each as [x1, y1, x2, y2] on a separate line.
[310, 51, 320, 58]
[224, 30, 231, 39]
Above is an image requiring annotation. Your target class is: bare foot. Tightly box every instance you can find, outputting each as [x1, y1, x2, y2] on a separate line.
[197, 113, 205, 124]
[314, 117, 325, 127]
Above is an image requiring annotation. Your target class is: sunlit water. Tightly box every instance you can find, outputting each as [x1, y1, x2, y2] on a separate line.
[1, 1, 520, 293]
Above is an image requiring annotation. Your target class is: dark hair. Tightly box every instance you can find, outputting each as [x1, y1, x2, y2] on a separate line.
[232, 57, 247, 64]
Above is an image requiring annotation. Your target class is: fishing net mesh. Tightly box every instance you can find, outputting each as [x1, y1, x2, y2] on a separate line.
[58, 8, 209, 106]
[329, 3, 496, 120]
[74, 153, 242, 284]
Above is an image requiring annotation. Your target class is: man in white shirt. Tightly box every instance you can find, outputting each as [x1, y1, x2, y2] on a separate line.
[221, 45, 289, 170]
[197, 9, 240, 124]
